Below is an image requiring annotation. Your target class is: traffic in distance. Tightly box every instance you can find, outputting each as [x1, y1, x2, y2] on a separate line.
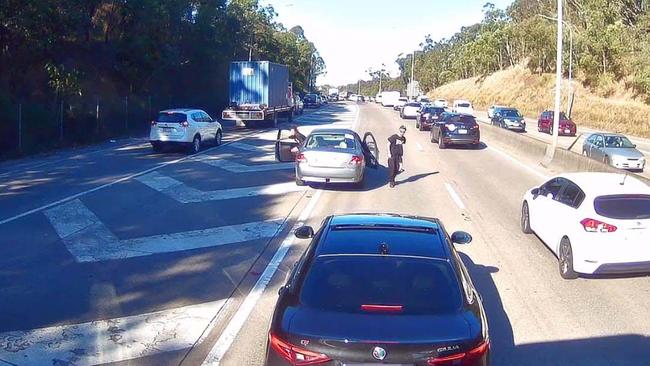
[0, 48, 650, 366]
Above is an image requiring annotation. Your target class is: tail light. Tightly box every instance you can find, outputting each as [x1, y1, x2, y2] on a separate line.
[296, 153, 307, 163]
[361, 304, 403, 313]
[151, 120, 157, 126]
[270, 333, 331, 365]
[349, 155, 364, 165]
[180, 121, 189, 127]
[470, 124, 479, 130]
[428, 341, 489, 366]
[580, 218, 617, 233]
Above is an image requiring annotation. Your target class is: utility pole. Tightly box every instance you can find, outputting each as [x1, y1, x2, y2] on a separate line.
[544, 0, 563, 165]
[358, 80, 361, 95]
[410, 51, 415, 96]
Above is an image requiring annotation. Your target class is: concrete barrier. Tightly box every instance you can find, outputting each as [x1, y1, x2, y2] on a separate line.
[479, 122, 650, 184]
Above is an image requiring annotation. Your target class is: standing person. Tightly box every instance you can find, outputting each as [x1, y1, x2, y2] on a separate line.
[289, 125, 306, 145]
[387, 125, 407, 188]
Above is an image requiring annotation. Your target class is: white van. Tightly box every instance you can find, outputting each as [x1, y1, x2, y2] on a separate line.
[452, 99, 474, 116]
[381, 91, 401, 107]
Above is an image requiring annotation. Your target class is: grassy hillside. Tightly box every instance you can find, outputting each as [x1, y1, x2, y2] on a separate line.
[429, 65, 650, 138]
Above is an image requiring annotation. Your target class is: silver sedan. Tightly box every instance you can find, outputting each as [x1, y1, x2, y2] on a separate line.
[583, 133, 646, 171]
[275, 128, 378, 187]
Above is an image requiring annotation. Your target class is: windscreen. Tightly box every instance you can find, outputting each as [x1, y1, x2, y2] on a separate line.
[304, 94, 317, 102]
[425, 107, 446, 114]
[406, 103, 421, 107]
[300, 256, 462, 314]
[594, 195, 650, 220]
[604, 136, 635, 148]
[156, 112, 186, 123]
[457, 103, 471, 108]
[306, 133, 356, 150]
[501, 109, 521, 118]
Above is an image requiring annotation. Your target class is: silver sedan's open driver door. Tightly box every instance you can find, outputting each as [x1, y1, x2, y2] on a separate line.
[275, 127, 300, 162]
[362, 132, 379, 168]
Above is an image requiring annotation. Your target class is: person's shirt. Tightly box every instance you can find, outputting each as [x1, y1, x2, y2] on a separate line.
[388, 134, 406, 156]
[291, 131, 306, 144]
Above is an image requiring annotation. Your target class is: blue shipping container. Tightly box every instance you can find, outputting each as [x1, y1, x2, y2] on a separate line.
[229, 61, 290, 108]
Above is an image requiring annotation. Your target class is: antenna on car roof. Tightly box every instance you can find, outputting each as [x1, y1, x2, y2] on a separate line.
[379, 243, 389, 255]
[621, 173, 628, 186]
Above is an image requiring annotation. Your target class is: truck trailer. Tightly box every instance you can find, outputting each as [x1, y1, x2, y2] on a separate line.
[222, 61, 295, 127]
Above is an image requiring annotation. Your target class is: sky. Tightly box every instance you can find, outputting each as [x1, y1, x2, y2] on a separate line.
[261, 0, 513, 87]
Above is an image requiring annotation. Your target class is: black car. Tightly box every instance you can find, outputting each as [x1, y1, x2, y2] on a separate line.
[416, 106, 447, 131]
[491, 108, 525, 131]
[265, 214, 490, 366]
[303, 94, 320, 108]
[430, 113, 481, 149]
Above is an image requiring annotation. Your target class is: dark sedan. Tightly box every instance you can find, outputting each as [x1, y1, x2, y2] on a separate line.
[416, 106, 447, 131]
[265, 213, 490, 366]
[303, 94, 320, 108]
[430, 113, 481, 149]
[491, 108, 525, 131]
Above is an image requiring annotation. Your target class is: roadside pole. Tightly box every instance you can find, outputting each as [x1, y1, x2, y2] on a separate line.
[543, 0, 563, 165]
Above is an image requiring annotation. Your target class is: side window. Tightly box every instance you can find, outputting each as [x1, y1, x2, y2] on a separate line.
[587, 135, 596, 144]
[539, 178, 564, 199]
[191, 113, 202, 122]
[557, 182, 585, 208]
[595, 135, 604, 147]
[202, 112, 213, 122]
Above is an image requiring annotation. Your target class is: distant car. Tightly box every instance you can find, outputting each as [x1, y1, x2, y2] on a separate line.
[393, 97, 409, 111]
[303, 94, 320, 108]
[537, 110, 576, 136]
[275, 128, 379, 187]
[521, 172, 650, 279]
[400, 102, 421, 119]
[265, 213, 489, 366]
[433, 98, 448, 108]
[149, 109, 223, 154]
[491, 108, 525, 131]
[416, 96, 431, 104]
[375, 94, 383, 104]
[582, 133, 646, 171]
[487, 105, 507, 119]
[430, 113, 481, 149]
[356, 95, 365, 102]
[416, 106, 446, 131]
[452, 100, 474, 116]
[320, 95, 328, 104]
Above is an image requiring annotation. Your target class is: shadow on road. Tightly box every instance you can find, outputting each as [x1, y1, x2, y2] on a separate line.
[397, 171, 439, 184]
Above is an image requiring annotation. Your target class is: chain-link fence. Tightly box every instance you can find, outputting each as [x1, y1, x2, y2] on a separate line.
[0, 93, 222, 159]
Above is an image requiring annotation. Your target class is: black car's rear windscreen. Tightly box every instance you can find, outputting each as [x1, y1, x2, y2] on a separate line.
[299, 256, 463, 314]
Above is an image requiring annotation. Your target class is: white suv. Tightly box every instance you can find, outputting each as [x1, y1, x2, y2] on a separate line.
[150, 109, 223, 154]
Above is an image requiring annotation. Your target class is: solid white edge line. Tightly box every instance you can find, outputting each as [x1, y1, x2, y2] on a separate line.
[486, 145, 550, 181]
[444, 183, 466, 211]
[200, 190, 323, 366]
[0, 130, 265, 226]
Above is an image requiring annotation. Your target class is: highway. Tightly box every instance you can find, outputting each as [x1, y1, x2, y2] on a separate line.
[1, 101, 650, 366]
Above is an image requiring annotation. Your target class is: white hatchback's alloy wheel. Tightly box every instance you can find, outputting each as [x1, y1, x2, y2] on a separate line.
[191, 135, 201, 154]
[215, 130, 223, 146]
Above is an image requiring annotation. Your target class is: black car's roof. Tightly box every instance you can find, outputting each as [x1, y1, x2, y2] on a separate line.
[317, 214, 450, 259]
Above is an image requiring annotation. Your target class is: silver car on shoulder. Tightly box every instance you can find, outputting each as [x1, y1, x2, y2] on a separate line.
[583, 133, 646, 171]
[275, 128, 378, 187]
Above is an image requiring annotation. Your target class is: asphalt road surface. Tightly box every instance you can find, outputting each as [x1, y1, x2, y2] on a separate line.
[1, 101, 650, 366]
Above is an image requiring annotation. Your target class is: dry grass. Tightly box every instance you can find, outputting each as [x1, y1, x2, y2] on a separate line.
[429, 64, 650, 138]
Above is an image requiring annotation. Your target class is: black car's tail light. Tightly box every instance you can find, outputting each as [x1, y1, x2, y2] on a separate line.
[427, 340, 489, 366]
[360, 304, 403, 313]
[270, 333, 331, 365]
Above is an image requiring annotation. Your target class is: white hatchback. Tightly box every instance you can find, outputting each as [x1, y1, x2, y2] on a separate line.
[521, 172, 650, 279]
[150, 109, 223, 154]
[452, 100, 474, 116]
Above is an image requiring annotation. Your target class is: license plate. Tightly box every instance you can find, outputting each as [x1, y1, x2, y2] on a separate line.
[458, 129, 468, 134]
[161, 127, 173, 132]
[564, 129, 571, 133]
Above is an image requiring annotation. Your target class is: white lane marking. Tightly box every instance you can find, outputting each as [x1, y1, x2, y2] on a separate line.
[416, 142, 424, 151]
[44, 199, 285, 262]
[136, 172, 306, 203]
[194, 155, 294, 172]
[0, 131, 264, 226]
[486, 146, 550, 181]
[0, 299, 227, 366]
[444, 183, 466, 211]
[228, 142, 273, 152]
[201, 190, 323, 366]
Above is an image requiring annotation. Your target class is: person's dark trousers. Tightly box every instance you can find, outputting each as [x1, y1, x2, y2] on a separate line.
[388, 157, 400, 185]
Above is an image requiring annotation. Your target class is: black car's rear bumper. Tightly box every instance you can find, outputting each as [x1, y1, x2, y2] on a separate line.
[441, 133, 480, 145]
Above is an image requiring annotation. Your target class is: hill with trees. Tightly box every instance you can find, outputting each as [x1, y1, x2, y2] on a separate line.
[0, 0, 325, 157]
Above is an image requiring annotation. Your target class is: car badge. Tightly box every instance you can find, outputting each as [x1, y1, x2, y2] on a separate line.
[372, 346, 387, 360]
[300, 339, 310, 346]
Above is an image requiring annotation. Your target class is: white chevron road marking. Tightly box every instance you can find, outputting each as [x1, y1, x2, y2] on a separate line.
[44, 199, 286, 262]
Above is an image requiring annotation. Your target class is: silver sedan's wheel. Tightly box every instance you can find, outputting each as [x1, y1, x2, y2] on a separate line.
[215, 130, 223, 146]
[190, 135, 201, 154]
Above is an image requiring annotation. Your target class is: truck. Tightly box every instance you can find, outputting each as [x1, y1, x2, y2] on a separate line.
[328, 87, 339, 100]
[380, 91, 401, 107]
[222, 61, 294, 127]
